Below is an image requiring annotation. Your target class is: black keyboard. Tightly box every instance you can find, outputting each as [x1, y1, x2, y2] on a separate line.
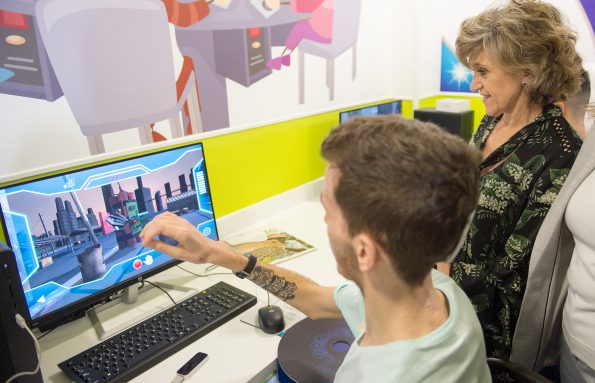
[59, 281, 257, 383]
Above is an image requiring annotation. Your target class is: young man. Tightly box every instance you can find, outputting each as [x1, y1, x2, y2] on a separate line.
[140, 115, 491, 382]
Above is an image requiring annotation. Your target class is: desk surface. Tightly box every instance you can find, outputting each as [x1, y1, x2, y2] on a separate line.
[39, 179, 344, 383]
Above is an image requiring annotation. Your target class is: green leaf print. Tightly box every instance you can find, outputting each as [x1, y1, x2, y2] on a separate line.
[550, 168, 570, 189]
[517, 209, 538, 229]
[472, 294, 491, 312]
[523, 155, 546, 175]
[504, 234, 530, 260]
[504, 153, 521, 168]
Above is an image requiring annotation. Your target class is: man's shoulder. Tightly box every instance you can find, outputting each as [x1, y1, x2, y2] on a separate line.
[431, 268, 458, 291]
[431, 270, 482, 327]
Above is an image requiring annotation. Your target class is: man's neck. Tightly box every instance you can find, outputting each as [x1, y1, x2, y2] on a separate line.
[359, 273, 449, 347]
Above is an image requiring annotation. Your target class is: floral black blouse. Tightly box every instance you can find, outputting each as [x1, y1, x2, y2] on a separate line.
[451, 104, 582, 360]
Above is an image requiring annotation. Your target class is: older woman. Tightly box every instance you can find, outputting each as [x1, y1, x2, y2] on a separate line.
[448, 0, 583, 360]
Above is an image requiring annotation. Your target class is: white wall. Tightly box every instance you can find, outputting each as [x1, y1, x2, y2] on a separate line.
[1, 0, 593, 178]
[0, 0, 394, 177]
[391, 1, 416, 100]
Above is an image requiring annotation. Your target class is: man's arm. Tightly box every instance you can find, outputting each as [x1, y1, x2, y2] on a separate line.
[140, 212, 342, 320]
[246, 261, 340, 319]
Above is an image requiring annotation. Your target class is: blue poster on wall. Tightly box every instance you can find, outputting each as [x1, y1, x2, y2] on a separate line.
[440, 39, 472, 93]
[579, 0, 594, 33]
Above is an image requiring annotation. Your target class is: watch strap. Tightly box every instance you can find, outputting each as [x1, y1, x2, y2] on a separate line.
[234, 253, 257, 279]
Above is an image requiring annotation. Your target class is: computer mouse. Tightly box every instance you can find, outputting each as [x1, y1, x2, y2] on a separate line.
[258, 305, 285, 334]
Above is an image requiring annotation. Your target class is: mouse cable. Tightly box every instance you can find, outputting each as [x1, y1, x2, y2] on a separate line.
[239, 318, 262, 331]
[4, 314, 41, 383]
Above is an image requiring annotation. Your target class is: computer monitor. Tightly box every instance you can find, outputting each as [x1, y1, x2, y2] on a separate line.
[0, 142, 218, 331]
[339, 100, 402, 124]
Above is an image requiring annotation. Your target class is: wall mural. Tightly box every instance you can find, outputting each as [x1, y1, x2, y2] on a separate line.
[578, 0, 594, 35]
[439, 39, 472, 93]
[0, 0, 361, 156]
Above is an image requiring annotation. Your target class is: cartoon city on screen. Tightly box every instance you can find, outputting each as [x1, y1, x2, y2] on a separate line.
[0, 145, 217, 321]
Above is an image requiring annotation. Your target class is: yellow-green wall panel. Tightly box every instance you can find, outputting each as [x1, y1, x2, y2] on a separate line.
[401, 100, 414, 118]
[202, 115, 334, 217]
[0, 99, 400, 244]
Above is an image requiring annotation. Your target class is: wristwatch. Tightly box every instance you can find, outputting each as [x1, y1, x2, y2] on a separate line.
[234, 253, 257, 279]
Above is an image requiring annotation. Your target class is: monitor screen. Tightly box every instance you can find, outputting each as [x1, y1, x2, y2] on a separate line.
[0, 142, 218, 329]
[339, 100, 402, 124]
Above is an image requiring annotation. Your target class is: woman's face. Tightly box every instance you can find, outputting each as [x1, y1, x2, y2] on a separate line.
[469, 50, 528, 116]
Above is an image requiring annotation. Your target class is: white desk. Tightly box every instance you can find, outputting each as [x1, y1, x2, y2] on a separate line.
[38, 179, 346, 383]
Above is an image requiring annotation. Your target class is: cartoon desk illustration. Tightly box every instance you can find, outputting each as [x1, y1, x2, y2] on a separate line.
[174, 1, 309, 131]
[0, 1, 62, 101]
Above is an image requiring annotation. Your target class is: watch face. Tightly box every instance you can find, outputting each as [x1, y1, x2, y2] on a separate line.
[235, 271, 248, 279]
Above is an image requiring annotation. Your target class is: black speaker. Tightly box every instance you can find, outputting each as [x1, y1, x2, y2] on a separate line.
[0, 242, 43, 383]
[413, 108, 474, 142]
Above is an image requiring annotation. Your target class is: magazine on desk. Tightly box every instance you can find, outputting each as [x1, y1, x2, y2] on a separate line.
[224, 227, 315, 265]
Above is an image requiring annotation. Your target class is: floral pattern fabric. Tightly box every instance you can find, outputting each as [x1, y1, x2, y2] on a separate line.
[451, 104, 582, 360]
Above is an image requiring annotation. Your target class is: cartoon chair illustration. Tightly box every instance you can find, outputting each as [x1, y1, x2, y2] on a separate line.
[35, 0, 201, 155]
[297, 0, 362, 103]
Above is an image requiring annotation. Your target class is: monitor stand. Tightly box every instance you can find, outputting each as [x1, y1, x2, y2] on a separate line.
[87, 280, 195, 340]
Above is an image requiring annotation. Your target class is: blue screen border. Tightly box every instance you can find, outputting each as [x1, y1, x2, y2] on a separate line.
[0, 141, 218, 330]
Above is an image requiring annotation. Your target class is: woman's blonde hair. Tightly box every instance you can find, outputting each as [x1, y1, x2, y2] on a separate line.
[456, 0, 583, 105]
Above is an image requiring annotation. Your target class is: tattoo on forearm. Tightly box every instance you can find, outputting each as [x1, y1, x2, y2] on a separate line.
[248, 266, 297, 301]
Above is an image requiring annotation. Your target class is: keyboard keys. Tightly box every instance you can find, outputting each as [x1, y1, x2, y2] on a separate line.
[58, 282, 256, 383]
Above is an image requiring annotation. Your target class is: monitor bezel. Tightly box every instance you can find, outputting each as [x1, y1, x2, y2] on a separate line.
[338, 100, 402, 124]
[0, 141, 218, 330]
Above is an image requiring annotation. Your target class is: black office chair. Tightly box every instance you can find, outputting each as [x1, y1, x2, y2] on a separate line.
[487, 358, 553, 383]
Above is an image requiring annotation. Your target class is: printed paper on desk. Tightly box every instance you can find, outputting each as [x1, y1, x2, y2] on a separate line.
[224, 227, 315, 265]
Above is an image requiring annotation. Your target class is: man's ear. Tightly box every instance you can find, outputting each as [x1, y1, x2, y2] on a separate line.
[353, 232, 380, 272]
[554, 101, 567, 116]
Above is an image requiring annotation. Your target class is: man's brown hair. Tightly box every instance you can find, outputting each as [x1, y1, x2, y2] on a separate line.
[321, 115, 481, 285]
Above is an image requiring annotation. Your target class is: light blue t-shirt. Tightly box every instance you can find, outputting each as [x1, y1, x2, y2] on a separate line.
[333, 270, 491, 383]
